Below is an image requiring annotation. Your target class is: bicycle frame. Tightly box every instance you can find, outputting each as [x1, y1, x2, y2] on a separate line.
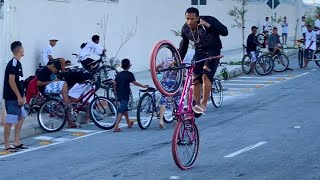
[73, 85, 97, 113]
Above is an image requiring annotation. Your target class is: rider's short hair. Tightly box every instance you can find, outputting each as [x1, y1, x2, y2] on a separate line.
[92, 35, 100, 42]
[185, 7, 199, 16]
[53, 60, 61, 71]
[121, 59, 131, 69]
[11, 41, 22, 54]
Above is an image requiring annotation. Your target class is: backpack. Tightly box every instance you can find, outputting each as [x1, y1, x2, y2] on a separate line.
[25, 76, 39, 104]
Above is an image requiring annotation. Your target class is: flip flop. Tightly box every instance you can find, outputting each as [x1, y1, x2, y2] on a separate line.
[13, 144, 28, 149]
[159, 124, 166, 129]
[192, 105, 205, 115]
[5, 147, 17, 153]
[127, 121, 134, 128]
[113, 128, 122, 132]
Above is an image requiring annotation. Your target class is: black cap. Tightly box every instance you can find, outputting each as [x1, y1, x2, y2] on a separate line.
[251, 26, 258, 30]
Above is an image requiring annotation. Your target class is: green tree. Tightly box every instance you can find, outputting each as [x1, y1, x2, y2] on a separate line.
[228, 0, 248, 55]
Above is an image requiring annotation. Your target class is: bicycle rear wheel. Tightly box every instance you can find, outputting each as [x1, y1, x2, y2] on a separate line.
[314, 52, 320, 67]
[256, 33, 265, 46]
[137, 93, 154, 129]
[90, 96, 117, 130]
[273, 54, 289, 72]
[211, 78, 223, 108]
[241, 54, 251, 74]
[150, 40, 183, 97]
[38, 99, 66, 133]
[255, 55, 273, 75]
[172, 118, 199, 170]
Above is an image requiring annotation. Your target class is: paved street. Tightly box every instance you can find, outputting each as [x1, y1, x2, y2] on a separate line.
[1, 57, 320, 179]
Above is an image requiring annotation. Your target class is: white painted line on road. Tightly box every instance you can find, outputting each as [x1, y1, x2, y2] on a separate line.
[293, 126, 301, 129]
[224, 141, 267, 158]
[287, 72, 309, 79]
[227, 80, 280, 83]
[311, 69, 316, 71]
[34, 136, 54, 141]
[223, 83, 268, 86]
[63, 129, 95, 133]
[170, 176, 181, 179]
[237, 76, 287, 79]
[54, 138, 69, 142]
[0, 124, 127, 159]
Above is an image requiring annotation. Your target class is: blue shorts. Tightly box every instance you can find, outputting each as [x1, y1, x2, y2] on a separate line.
[5, 100, 27, 124]
[117, 100, 129, 114]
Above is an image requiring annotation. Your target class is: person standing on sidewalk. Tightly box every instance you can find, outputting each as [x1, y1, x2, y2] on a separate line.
[246, 26, 259, 75]
[302, 25, 317, 69]
[281, 16, 288, 45]
[263, 17, 272, 33]
[178, 7, 228, 115]
[3, 41, 28, 153]
[113, 59, 148, 132]
[314, 14, 320, 50]
[301, 16, 307, 41]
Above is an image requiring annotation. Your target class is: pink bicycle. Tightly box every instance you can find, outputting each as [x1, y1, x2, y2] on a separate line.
[150, 40, 223, 170]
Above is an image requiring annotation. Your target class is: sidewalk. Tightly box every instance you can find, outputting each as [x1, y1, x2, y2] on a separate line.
[0, 48, 298, 145]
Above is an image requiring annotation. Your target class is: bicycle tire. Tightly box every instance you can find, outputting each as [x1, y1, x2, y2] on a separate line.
[90, 96, 117, 130]
[241, 54, 251, 74]
[150, 40, 183, 97]
[298, 48, 304, 68]
[172, 119, 199, 170]
[137, 93, 154, 130]
[255, 55, 273, 75]
[211, 78, 223, 108]
[314, 52, 320, 67]
[273, 53, 289, 72]
[256, 33, 265, 46]
[37, 99, 66, 133]
[99, 66, 118, 89]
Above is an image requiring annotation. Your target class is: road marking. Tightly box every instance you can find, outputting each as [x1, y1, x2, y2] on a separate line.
[224, 141, 267, 158]
[311, 69, 316, 71]
[39, 141, 52, 145]
[63, 129, 95, 133]
[223, 83, 268, 86]
[34, 136, 55, 141]
[237, 76, 286, 79]
[228, 80, 280, 83]
[170, 176, 181, 179]
[293, 126, 301, 129]
[72, 132, 87, 137]
[0, 124, 127, 159]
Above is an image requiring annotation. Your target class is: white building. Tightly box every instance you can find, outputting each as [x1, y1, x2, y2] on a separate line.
[0, 0, 313, 100]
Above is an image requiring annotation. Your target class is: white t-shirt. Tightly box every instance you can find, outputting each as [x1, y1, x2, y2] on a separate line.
[305, 30, 317, 50]
[281, 21, 289, 34]
[263, 21, 271, 32]
[41, 45, 54, 66]
[314, 19, 320, 35]
[79, 41, 104, 61]
[183, 49, 195, 64]
[301, 21, 307, 34]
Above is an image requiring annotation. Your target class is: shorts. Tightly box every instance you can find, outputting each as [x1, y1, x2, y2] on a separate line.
[44, 81, 65, 94]
[268, 48, 280, 54]
[193, 50, 221, 82]
[304, 49, 314, 59]
[249, 51, 257, 62]
[5, 100, 27, 124]
[68, 83, 94, 103]
[117, 99, 129, 114]
[282, 33, 288, 37]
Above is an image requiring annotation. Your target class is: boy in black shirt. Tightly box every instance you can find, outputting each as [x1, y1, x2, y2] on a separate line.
[3, 41, 28, 152]
[113, 59, 148, 132]
[246, 26, 259, 75]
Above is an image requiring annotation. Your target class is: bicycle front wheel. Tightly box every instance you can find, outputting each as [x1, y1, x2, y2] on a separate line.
[90, 96, 117, 130]
[211, 78, 223, 108]
[150, 40, 183, 97]
[137, 93, 154, 129]
[241, 54, 251, 74]
[172, 118, 199, 170]
[255, 55, 273, 75]
[273, 54, 289, 72]
[38, 99, 66, 133]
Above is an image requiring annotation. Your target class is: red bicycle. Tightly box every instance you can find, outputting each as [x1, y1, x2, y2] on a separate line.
[150, 40, 223, 170]
[37, 79, 118, 132]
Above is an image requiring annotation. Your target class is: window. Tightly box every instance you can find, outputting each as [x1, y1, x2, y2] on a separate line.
[191, 0, 207, 5]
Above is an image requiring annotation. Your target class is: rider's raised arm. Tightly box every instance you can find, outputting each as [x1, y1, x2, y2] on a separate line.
[207, 16, 228, 36]
[178, 24, 189, 60]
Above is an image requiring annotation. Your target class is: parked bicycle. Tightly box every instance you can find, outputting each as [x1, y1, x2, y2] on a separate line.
[297, 39, 320, 68]
[136, 87, 176, 129]
[37, 78, 118, 132]
[150, 40, 223, 170]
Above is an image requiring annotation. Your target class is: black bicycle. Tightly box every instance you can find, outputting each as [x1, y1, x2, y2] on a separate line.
[136, 87, 177, 129]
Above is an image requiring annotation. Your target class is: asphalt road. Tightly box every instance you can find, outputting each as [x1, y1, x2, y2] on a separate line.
[1, 59, 320, 180]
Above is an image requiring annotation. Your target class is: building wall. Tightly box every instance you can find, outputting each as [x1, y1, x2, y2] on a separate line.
[0, 0, 309, 100]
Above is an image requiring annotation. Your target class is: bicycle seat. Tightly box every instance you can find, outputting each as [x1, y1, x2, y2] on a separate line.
[139, 87, 157, 93]
[102, 79, 113, 86]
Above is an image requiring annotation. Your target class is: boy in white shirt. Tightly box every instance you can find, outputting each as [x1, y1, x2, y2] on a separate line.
[263, 17, 272, 33]
[301, 16, 307, 40]
[41, 37, 66, 71]
[303, 25, 317, 69]
[281, 16, 288, 45]
[79, 35, 106, 70]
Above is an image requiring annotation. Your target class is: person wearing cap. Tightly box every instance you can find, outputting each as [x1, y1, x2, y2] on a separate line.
[302, 24, 317, 69]
[263, 17, 272, 33]
[36, 60, 76, 128]
[246, 26, 259, 75]
[79, 35, 106, 70]
[113, 59, 148, 132]
[40, 37, 66, 71]
[281, 16, 288, 45]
